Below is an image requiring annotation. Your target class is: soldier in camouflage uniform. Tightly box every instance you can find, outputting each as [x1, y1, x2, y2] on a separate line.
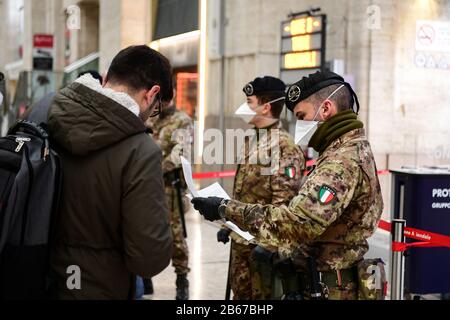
[146, 91, 193, 300]
[192, 71, 384, 300]
[218, 77, 305, 300]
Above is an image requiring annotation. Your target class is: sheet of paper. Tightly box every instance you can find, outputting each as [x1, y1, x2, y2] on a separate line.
[198, 182, 231, 200]
[180, 156, 199, 197]
[180, 156, 254, 242]
[225, 221, 255, 242]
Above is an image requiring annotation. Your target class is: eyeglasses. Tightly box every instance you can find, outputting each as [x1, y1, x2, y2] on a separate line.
[149, 93, 162, 118]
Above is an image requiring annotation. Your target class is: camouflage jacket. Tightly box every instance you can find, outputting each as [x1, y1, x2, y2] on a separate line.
[225, 128, 384, 272]
[147, 107, 193, 178]
[229, 121, 305, 248]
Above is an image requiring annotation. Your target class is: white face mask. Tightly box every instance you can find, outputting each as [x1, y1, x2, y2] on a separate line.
[235, 102, 257, 124]
[295, 85, 345, 150]
[0, 92, 3, 107]
[235, 97, 285, 124]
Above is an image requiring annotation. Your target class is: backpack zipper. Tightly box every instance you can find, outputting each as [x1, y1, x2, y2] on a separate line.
[15, 138, 31, 153]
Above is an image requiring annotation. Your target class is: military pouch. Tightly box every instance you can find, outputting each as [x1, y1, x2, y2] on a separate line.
[273, 258, 304, 300]
[252, 246, 275, 264]
[357, 258, 388, 300]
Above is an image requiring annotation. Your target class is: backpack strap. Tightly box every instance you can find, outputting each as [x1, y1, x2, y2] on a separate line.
[8, 120, 49, 140]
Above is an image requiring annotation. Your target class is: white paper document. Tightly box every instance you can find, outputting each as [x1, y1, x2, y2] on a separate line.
[180, 156, 200, 197]
[198, 182, 231, 200]
[180, 156, 255, 242]
[225, 222, 255, 242]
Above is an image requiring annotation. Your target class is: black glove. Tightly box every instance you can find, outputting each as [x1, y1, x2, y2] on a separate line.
[191, 197, 224, 222]
[217, 229, 231, 244]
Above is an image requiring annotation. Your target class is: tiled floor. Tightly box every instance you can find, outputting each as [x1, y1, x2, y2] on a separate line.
[152, 208, 231, 300]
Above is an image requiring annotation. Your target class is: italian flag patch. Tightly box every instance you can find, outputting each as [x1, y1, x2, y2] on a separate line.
[285, 167, 296, 178]
[319, 185, 337, 205]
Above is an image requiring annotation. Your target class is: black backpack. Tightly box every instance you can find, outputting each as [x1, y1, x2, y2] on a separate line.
[0, 120, 62, 299]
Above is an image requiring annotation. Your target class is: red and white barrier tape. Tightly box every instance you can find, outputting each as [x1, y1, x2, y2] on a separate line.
[378, 220, 450, 251]
[191, 160, 390, 180]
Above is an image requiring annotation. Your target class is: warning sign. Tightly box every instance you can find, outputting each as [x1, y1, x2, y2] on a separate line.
[416, 21, 450, 53]
[33, 34, 54, 71]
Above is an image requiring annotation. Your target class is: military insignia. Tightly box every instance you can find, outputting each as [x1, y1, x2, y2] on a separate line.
[288, 85, 301, 103]
[285, 167, 296, 179]
[319, 185, 337, 205]
[244, 83, 254, 96]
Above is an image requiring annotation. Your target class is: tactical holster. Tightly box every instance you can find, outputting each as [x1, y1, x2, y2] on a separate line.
[273, 258, 304, 300]
[250, 246, 282, 300]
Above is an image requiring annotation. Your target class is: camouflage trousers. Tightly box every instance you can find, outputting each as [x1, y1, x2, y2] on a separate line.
[230, 241, 254, 300]
[166, 188, 190, 275]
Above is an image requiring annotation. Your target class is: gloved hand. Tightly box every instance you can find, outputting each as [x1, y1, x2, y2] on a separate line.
[191, 197, 224, 222]
[217, 229, 231, 244]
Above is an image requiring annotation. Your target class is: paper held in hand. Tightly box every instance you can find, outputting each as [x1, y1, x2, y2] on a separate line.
[180, 156, 255, 242]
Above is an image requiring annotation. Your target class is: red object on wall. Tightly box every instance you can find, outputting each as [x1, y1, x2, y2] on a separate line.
[33, 34, 54, 48]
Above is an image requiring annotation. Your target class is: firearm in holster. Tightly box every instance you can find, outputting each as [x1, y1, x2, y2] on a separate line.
[251, 246, 277, 298]
[167, 168, 187, 238]
[274, 258, 303, 300]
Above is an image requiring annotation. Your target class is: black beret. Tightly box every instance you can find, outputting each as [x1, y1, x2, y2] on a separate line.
[243, 76, 286, 97]
[285, 70, 360, 114]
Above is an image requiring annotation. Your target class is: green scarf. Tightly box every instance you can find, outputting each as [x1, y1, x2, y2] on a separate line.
[309, 109, 364, 154]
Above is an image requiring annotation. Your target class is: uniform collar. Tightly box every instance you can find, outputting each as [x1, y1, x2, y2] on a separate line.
[321, 128, 366, 156]
[255, 120, 281, 132]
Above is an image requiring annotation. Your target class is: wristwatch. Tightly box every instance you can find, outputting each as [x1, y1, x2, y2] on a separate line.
[218, 199, 230, 219]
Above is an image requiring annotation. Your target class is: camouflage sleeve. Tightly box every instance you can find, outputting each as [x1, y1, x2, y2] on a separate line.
[270, 138, 305, 206]
[225, 160, 360, 244]
[161, 116, 193, 174]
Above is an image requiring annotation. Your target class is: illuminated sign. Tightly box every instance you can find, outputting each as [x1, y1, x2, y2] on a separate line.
[280, 14, 327, 84]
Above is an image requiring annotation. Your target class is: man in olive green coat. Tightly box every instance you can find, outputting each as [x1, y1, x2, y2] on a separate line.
[48, 46, 174, 300]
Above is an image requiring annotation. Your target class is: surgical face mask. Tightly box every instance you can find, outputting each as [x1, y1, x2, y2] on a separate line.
[235, 102, 257, 124]
[235, 96, 285, 124]
[294, 107, 322, 151]
[294, 85, 345, 149]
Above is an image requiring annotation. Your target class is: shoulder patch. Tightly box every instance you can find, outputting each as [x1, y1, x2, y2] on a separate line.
[318, 185, 337, 205]
[285, 166, 296, 179]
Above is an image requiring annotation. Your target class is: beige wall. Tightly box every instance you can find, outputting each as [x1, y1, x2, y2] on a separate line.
[0, 0, 24, 69]
[19, 0, 66, 71]
[99, 0, 153, 73]
[206, 0, 450, 167]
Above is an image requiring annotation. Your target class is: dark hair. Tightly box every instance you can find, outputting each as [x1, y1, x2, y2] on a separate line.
[78, 70, 103, 84]
[106, 45, 173, 102]
[257, 91, 285, 118]
[305, 84, 354, 112]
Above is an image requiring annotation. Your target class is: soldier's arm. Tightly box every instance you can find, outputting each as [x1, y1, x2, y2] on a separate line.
[225, 160, 360, 244]
[270, 140, 305, 206]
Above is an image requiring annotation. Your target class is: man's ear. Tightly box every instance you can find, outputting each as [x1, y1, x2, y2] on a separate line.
[101, 74, 107, 87]
[322, 100, 336, 120]
[147, 85, 161, 100]
[262, 103, 272, 116]
[144, 85, 161, 104]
